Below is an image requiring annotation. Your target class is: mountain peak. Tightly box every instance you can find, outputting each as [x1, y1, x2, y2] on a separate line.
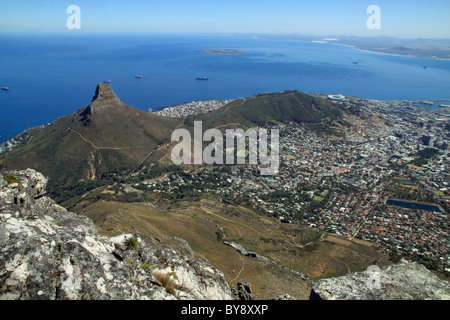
[90, 83, 122, 110]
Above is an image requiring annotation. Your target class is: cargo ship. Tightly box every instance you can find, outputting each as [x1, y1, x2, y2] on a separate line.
[1, 87, 9, 91]
[196, 77, 208, 80]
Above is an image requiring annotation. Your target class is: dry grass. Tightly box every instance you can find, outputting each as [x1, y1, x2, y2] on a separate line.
[81, 198, 391, 299]
[152, 269, 180, 298]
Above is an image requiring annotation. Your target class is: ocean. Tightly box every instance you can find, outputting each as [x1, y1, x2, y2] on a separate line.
[1, 33, 450, 142]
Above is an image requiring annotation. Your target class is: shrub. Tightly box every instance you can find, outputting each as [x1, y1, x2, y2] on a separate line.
[126, 237, 138, 251]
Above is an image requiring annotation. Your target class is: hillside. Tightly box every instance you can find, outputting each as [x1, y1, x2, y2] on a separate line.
[0, 83, 183, 187]
[192, 90, 343, 130]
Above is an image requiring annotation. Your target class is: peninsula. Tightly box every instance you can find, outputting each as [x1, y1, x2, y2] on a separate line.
[235, 34, 450, 60]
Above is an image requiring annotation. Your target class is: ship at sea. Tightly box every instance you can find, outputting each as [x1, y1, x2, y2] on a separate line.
[1, 87, 9, 91]
[196, 77, 208, 80]
[135, 75, 143, 79]
[103, 80, 111, 84]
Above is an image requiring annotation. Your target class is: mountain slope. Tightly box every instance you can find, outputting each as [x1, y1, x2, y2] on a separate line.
[192, 90, 343, 129]
[0, 83, 183, 186]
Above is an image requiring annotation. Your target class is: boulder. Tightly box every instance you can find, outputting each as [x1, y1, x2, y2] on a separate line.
[310, 262, 450, 300]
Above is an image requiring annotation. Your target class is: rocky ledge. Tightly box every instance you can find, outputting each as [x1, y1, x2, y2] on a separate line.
[0, 169, 233, 300]
[310, 262, 450, 300]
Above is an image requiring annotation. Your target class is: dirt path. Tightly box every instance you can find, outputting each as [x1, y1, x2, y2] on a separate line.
[69, 128, 147, 150]
[230, 253, 245, 283]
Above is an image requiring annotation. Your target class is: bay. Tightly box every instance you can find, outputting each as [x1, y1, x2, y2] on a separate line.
[0, 33, 449, 142]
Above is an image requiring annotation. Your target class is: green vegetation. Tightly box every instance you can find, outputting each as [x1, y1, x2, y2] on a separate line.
[3, 174, 19, 185]
[412, 147, 441, 166]
[313, 195, 325, 202]
[432, 190, 445, 197]
[387, 176, 433, 202]
[126, 237, 139, 251]
[48, 177, 115, 205]
[125, 259, 134, 265]
[194, 90, 343, 130]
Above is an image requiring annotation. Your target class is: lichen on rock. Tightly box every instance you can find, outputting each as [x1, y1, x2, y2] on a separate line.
[0, 169, 233, 300]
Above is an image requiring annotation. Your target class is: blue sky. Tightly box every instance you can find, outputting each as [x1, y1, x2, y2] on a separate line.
[0, 0, 449, 38]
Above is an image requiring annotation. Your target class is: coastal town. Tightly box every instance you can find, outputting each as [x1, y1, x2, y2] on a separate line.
[152, 99, 236, 117]
[136, 95, 450, 274]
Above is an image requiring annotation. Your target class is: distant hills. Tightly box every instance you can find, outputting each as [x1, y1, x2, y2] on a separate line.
[234, 34, 450, 60]
[0, 83, 346, 190]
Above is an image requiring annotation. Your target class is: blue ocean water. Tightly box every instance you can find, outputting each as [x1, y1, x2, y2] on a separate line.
[1, 33, 450, 142]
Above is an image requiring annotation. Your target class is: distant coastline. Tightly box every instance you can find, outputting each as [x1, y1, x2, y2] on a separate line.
[320, 37, 450, 61]
[329, 43, 448, 61]
[346, 45, 450, 61]
[241, 34, 450, 61]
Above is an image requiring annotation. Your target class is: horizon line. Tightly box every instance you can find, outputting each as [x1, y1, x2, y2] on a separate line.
[0, 31, 449, 41]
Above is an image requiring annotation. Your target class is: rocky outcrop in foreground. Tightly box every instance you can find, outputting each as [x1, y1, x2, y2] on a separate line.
[0, 169, 233, 300]
[310, 262, 450, 300]
[2, 169, 448, 301]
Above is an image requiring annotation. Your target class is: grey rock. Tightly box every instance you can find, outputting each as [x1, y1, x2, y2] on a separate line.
[231, 279, 257, 300]
[90, 83, 123, 112]
[273, 294, 296, 300]
[310, 262, 450, 300]
[0, 169, 233, 300]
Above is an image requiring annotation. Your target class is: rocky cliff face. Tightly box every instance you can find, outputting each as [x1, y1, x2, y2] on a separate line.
[90, 83, 123, 112]
[310, 262, 450, 300]
[0, 169, 233, 300]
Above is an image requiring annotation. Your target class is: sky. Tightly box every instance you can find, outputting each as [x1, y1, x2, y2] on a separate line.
[0, 0, 449, 38]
